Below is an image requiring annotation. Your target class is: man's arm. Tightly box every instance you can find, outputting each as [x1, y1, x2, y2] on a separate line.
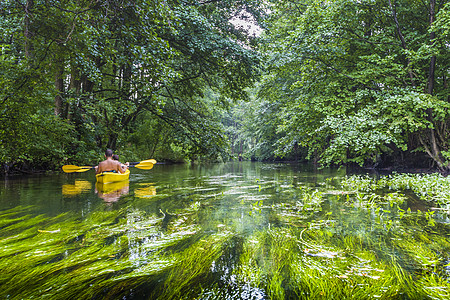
[117, 161, 125, 174]
[118, 162, 129, 174]
[96, 163, 103, 174]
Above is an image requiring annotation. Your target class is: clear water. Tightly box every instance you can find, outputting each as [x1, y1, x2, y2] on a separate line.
[0, 162, 449, 299]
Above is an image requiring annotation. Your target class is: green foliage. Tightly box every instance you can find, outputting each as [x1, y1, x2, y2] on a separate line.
[434, 2, 450, 41]
[341, 172, 450, 208]
[318, 90, 450, 165]
[250, 0, 450, 168]
[4, 0, 448, 169]
[221, 85, 308, 161]
[0, 0, 265, 171]
[223, 96, 281, 161]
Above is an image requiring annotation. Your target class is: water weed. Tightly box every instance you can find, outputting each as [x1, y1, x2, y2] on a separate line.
[1, 164, 450, 299]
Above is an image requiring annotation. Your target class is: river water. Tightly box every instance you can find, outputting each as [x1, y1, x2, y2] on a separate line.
[0, 162, 449, 299]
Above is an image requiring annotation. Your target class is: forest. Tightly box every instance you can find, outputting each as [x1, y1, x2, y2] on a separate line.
[1, 0, 449, 174]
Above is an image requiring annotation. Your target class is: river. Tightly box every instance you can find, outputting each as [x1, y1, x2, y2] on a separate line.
[0, 162, 449, 299]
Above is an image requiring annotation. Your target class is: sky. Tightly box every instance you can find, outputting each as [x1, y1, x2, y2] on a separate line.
[229, 11, 263, 37]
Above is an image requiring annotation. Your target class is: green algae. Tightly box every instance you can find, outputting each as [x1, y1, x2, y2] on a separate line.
[1, 167, 450, 299]
[0, 205, 203, 299]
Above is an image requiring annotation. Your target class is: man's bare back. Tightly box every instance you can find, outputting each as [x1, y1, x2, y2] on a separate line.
[96, 157, 124, 174]
[96, 149, 128, 174]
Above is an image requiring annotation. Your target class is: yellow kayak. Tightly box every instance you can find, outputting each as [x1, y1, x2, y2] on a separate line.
[96, 169, 130, 184]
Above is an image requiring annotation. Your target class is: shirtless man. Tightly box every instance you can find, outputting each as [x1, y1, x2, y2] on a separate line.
[96, 149, 128, 174]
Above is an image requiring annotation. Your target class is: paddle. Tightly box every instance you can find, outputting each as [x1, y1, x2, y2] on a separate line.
[62, 159, 156, 173]
[131, 159, 157, 165]
[132, 160, 155, 170]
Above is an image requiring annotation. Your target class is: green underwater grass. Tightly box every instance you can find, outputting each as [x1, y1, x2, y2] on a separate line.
[234, 224, 450, 299]
[0, 172, 449, 299]
[229, 175, 450, 300]
[0, 205, 202, 299]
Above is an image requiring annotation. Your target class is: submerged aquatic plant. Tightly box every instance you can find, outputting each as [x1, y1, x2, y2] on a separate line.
[232, 223, 450, 299]
[2, 165, 450, 299]
[156, 231, 235, 299]
[341, 173, 450, 209]
[0, 204, 205, 299]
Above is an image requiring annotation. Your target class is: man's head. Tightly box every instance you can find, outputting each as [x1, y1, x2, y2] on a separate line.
[105, 149, 114, 158]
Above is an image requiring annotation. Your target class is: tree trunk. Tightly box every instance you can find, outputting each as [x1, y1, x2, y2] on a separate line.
[24, 0, 34, 59]
[108, 133, 118, 150]
[54, 59, 64, 116]
[444, 74, 449, 102]
[421, 0, 449, 172]
[67, 65, 81, 120]
[427, 0, 436, 95]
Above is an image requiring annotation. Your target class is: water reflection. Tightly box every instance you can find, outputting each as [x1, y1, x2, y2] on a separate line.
[134, 183, 157, 198]
[62, 180, 92, 196]
[1, 162, 450, 299]
[95, 181, 129, 203]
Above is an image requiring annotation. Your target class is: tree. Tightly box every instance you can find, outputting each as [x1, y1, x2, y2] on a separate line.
[258, 0, 450, 171]
[0, 0, 265, 171]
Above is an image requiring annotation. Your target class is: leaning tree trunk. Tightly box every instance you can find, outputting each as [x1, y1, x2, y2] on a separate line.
[418, 0, 449, 173]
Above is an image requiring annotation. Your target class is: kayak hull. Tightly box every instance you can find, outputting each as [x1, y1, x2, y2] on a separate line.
[96, 180, 129, 194]
[96, 169, 130, 184]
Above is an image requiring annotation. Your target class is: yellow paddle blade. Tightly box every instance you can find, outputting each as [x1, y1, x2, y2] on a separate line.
[77, 166, 94, 172]
[134, 161, 154, 170]
[62, 165, 93, 173]
[140, 159, 157, 164]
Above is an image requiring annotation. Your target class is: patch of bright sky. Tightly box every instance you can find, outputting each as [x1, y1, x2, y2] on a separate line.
[229, 11, 263, 37]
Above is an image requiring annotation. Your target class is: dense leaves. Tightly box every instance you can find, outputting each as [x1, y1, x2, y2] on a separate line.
[2, 0, 449, 172]
[0, 0, 264, 172]
[252, 0, 450, 170]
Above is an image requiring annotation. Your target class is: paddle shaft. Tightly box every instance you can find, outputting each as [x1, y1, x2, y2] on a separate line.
[62, 159, 155, 173]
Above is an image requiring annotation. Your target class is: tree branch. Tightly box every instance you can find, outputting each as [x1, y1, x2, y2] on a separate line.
[388, 0, 416, 87]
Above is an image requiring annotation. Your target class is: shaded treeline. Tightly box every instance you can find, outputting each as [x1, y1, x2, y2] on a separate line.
[226, 0, 450, 173]
[0, 0, 264, 173]
[1, 0, 450, 174]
